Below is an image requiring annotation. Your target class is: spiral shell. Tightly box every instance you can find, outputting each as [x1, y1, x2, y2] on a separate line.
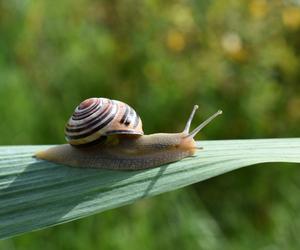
[65, 98, 143, 146]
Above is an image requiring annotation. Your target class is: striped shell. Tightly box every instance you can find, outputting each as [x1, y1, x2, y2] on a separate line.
[65, 98, 143, 146]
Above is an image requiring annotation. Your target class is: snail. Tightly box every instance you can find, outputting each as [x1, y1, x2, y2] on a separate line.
[35, 97, 222, 170]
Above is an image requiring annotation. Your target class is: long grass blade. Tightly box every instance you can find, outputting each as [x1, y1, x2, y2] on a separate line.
[0, 138, 300, 239]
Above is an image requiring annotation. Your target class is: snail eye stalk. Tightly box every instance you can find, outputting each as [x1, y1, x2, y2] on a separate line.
[183, 105, 199, 133]
[185, 110, 223, 138]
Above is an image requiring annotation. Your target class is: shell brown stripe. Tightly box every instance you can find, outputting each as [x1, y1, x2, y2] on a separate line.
[65, 103, 111, 132]
[74, 98, 100, 114]
[66, 102, 118, 140]
[133, 113, 140, 128]
[67, 104, 109, 129]
[72, 99, 102, 120]
[73, 104, 100, 119]
[66, 100, 113, 132]
[120, 105, 130, 124]
[124, 108, 133, 126]
[78, 98, 98, 110]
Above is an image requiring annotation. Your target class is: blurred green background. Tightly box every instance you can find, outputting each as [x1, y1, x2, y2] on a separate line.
[1, 0, 300, 249]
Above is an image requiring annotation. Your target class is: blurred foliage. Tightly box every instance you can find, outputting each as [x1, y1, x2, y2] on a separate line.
[1, 0, 300, 249]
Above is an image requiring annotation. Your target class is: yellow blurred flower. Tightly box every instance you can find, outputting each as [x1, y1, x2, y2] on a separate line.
[249, 0, 268, 19]
[166, 30, 186, 52]
[282, 7, 300, 30]
[170, 4, 195, 31]
[221, 32, 247, 62]
[221, 32, 242, 53]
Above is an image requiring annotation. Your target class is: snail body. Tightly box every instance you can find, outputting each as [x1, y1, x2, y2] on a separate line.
[35, 98, 222, 170]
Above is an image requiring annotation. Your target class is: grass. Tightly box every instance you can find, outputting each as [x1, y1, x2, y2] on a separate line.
[1, 138, 300, 239]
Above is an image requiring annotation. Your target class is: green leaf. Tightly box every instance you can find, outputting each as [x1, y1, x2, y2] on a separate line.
[1, 138, 300, 239]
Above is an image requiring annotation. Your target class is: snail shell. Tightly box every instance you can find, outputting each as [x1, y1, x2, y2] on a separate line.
[65, 97, 143, 146]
